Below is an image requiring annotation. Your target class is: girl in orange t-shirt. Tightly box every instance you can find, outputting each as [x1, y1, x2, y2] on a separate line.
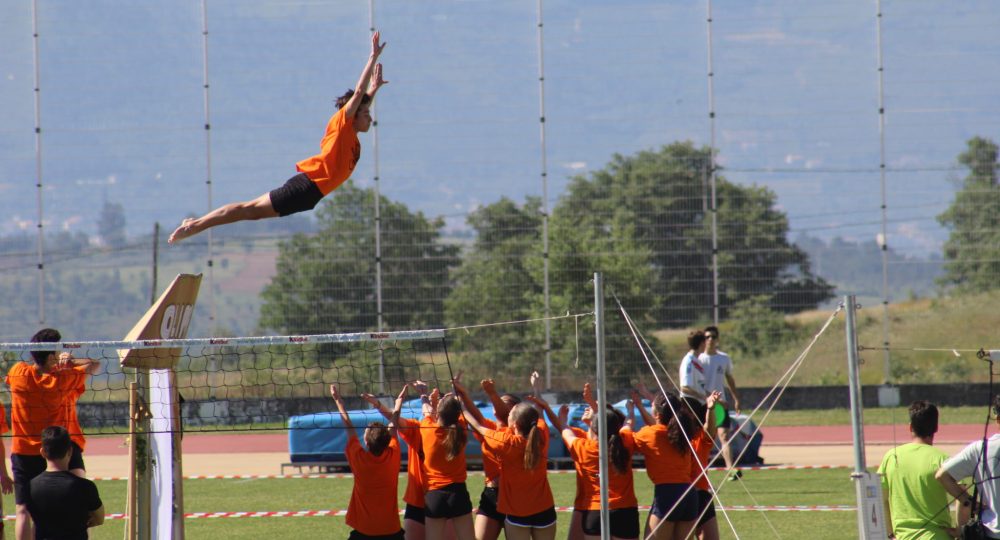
[464, 401, 556, 540]
[419, 394, 475, 540]
[683, 392, 722, 540]
[168, 31, 388, 244]
[361, 384, 434, 540]
[628, 393, 699, 540]
[533, 390, 639, 540]
[330, 383, 404, 540]
[452, 377, 521, 540]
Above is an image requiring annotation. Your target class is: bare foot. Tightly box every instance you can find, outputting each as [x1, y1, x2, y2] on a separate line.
[168, 218, 197, 244]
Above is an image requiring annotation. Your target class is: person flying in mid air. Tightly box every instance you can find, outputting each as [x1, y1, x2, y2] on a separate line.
[168, 31, 388, 243]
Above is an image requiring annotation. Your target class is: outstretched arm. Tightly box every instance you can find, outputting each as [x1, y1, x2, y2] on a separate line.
[630, 389, 655, 427]
[526, 395, 565, 433]
[481, 379, 510, 426]
[388, 384, 407, 437]
[453, 374, 487, 426]
[344, 31, 386, 119]
[330, 384, 356, 440]
[704, 391, 722, 433]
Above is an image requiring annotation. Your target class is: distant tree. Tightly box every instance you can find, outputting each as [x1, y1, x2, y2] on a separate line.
[726, 295, 795, 358]
[556, 142, 833, 325]
[97, 200, 127, 248]
[444, 197, 544, 377]
[258, 182, 460, 335]
[937, 136, 1000, 291]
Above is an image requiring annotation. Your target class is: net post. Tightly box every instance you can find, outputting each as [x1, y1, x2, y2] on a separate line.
[593, 273, 611, 540]
[846, 295, 888, 538]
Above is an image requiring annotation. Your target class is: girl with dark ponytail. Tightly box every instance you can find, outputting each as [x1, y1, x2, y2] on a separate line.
[464, 400, 556, 539]
[630, 391, 699, 540]
[419, 393, 475, 539]
[532, 384, 640, 540]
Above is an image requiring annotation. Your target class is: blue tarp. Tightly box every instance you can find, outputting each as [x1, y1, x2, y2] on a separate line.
[288, 398, 567, 463]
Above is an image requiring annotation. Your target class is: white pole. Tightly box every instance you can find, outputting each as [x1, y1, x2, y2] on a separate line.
[200, 0, 217, 329]
[705, 0, 720, 325]
[368, 1, 385, 395]
[593, 273, 610, 540]
[537, 0, 552, 390]
[874, 0, 893, 385]
[31, 0, 46, 325]
[846, 295, 888, 539]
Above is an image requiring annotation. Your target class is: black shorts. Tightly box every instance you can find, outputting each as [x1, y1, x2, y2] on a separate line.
[424, 483, 473, 519]
[696, 489, 716, 526]
[12, 443, 85, 505]
[582, 507, 640, 539]
[477, 485, 505, 522]
[268, 173, 324, 217]
[649, 483, 698, 522]
[348, 530, 405, 540]
[403, 504, 424, 524]
[505, 506, 557, 529]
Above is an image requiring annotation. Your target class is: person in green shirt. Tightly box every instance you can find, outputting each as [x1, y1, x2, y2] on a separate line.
[877, 400, 957, 540]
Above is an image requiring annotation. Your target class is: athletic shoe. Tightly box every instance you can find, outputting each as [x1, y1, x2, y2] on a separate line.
[729, 470, 743, 481]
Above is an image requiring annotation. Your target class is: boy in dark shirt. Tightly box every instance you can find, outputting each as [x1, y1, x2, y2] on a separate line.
[26, 426, 104, 540]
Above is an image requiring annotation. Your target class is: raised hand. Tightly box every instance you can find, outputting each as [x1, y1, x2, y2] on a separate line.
[481, 379, 496, 395]
[706, 390, 722, 409]
[396, 384, 409, 404]
[371, 30, 387, 58]
[329, 384, 342, 402]
[558, 404, 570, 427]
[530, 370, 542, 393]
[410, 380, 429, 395]
[369, 63, 389, 93]
[581, 406, 593, 426]
[360, 392, 380, 408]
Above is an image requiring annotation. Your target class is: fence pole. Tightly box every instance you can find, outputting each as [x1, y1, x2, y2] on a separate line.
[151, 222, 159, 305]
[536, 0, 552, 389]
[593, 273, 610, 540]
[31, 0, 46, 325]
[705, 0, 720, 325]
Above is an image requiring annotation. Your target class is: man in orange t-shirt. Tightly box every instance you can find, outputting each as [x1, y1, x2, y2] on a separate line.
[168, 31, 389, 244]
[6, 328, 100, 540]
[330, 383, 404, 540]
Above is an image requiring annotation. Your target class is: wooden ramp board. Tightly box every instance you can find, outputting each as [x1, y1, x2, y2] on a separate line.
[119, 274, 202, 369]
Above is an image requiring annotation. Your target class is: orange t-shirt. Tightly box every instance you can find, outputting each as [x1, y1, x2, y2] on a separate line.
[472, 418, 503, 483]
[480, 419, 554, 517]
[629, 424, 692, 485]
[6, 362, 87, 455]
[690, 429, 713, 490]
[345, 435, 401, 536]
[295, 107, 360, 196]
[64, 366, 88, 452]
[397, 417, 426, 508]
[568, 430, 638, 510]
[419, 416, 468, 491]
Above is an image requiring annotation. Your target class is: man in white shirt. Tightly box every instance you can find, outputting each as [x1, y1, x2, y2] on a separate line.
[699, 325, 742, 480]
[679, 330, 708, 402]
[936, 395, 1000, 539]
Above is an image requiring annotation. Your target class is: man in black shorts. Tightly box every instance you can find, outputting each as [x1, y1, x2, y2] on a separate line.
[26, 426, 104, 540]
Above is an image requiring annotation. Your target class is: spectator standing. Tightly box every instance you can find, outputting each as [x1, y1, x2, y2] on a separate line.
[25, 426, 104, 540]
[698, 326, 742, 480]
[878, 401, 955, 540]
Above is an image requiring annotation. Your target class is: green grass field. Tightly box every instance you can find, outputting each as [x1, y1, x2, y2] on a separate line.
[0, 468, 869, 540]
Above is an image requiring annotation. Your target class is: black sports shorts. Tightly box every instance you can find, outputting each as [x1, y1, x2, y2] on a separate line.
[347, 529, 405, 540]
[477, 485, 506, 522]
[505, 506, 557, 528]
[582, 507, 640, 538]
[268, 173, 324, 217]
[12, 442, 85, 505]
[424, 482, 473, 519]
[649, 483, 698, 522]
[403, 503, 425, 524]
[696, 489, 717, 526]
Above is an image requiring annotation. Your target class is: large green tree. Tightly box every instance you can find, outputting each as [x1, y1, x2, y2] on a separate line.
[937, 136, 1000, 290]
[259, 182, 459, 335]
[557, 142, 832, 325]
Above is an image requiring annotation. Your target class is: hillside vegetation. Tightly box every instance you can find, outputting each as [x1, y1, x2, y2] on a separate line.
[652, 291, 1000, 388]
